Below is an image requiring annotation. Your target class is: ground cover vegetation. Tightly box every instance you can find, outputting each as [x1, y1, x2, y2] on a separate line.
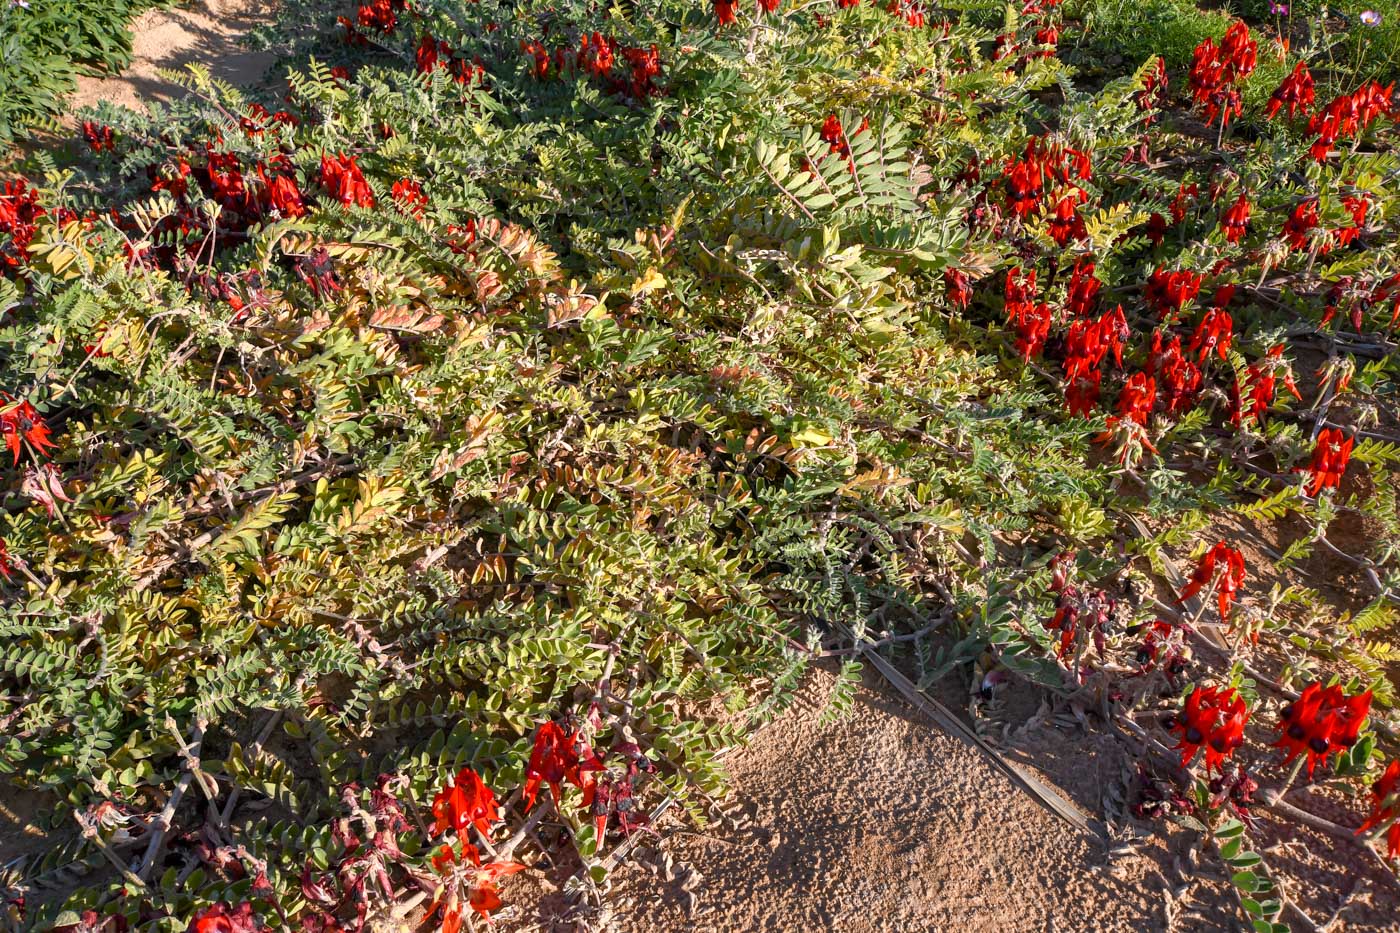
[0, 1, 169, 144]
[2, 0, 1400, 929]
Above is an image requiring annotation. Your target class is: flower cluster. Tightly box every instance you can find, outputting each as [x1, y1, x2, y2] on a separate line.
[1308, 81, 1394, 161]
[1169, 685, 1249, 774]
[1273, 682, 1372, 777]
[1188, 22, 1257, 128]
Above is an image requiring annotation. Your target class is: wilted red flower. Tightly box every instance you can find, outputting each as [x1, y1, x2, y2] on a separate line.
[1357, 759, 1400, 859]
[1273, 681, 1372, 778]
[943, 268, 971, 309]
[320, 152, 375, 208]
[432, 768, 500, 838]
[1300, 427, 1353, 496]
[1219, 193, 1250, 243]
[1177, 542, 1246, 620]
[0, 397, 57, 464]
[186, 901, 262, 933]
[522, 721, 604, 811]
[1267, 62, 1315, 120]
[1170, 685, 1249, 774]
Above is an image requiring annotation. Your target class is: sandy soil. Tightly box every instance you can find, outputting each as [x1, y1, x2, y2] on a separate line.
[67, 0, 278, 117]
[500, 668, 1246, 932]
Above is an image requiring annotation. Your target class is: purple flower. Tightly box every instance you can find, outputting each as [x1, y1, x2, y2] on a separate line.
[1360, 9, 1382, 25]
[1269, 1, 1288, 13]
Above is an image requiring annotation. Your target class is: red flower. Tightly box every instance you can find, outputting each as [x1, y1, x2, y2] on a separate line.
[714, 0, 739, 24]
[1004, 267, 1051, 360]
[1064, 370, 1101, 416]
[0, 397, 57, 464]
[820, 114, 850, 159]
[1188, 306, 1233, 362]
[1300, 427, 1353, 496]
[1219, 22, 1257, 81]
[0, 537, 14, 581]
[1273, 682, 1372, 778]
[320, 152, 375, 208]
[416, 32, 446, 73]
[0, 180, 45, 267]
[257, 167, 306, 219]
[186, 901, 261, 933]
[1280, 198, 1321, 251]
[1267, 62, 1315, 120]
[1066, 260, 1101, 317]
[943, 268, 971, 309]
[886, 0, 926, 26]
[621, 44, 662, 98]
[1177, 542, 1245, 620]
[1335, 194, 1369, 247]
[757, 0, 781, 12]
[1116, 371, 1156, 426]
[391, 178, 428, 218]
[1309, 81, 1395, 161]
[82, 121, 115, 153]
[1357, 759, 1400, 860]
[1219, 192, 1250, 243]
[1237, 345, 1299, 426]
[1145, 267, 1203, 321]
[522, 721, 604, 811]
[1188, 26, 1253, 128]
[431, 768, 500, 838]
[1047, 192, 1086, 246]
[1135, 57, 1169, 123]
[1170, 685, 1249, 774]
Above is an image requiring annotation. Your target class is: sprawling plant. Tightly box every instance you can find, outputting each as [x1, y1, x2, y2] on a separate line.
[1, 0, 1399, 929]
